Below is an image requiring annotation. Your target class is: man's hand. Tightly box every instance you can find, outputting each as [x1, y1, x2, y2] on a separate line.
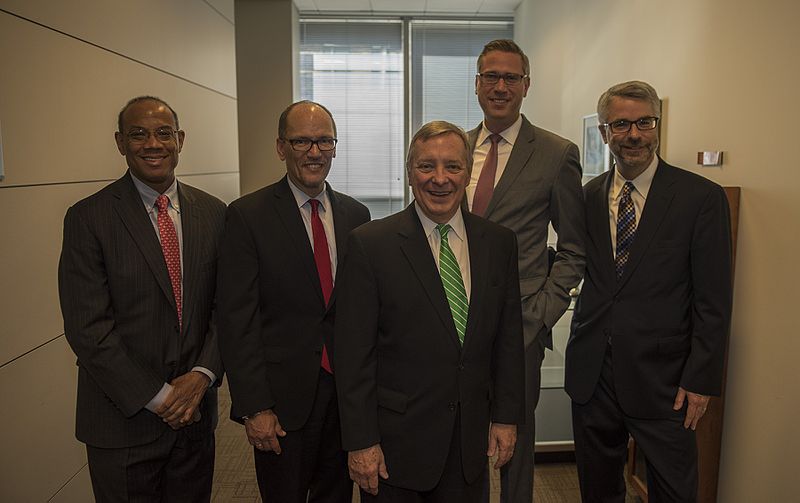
[245, 410, 286, 454]
[348, 444, 389, 495]
[156, 371, 209, 429]
[673, 386, 710, 430]
[487, 423, 517, 469]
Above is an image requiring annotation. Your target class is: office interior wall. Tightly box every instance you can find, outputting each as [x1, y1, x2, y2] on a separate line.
[235, 0, 297, 195]
[514, 0, 798, 500]
[0, 0, 238, 500]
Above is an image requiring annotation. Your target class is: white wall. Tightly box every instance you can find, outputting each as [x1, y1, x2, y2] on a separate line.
[515, 0, 798, 501]
[0, 0, 238, 500]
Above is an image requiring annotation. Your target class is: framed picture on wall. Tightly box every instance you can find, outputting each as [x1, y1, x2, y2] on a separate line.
[582, 113, 610, 178]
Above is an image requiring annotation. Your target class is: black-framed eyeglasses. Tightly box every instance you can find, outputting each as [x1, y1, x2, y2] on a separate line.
[281, 137, 338, 152]
[125, 127, 179, 144]
[602, 117, 659, 134]
[477, 72, 528, 86]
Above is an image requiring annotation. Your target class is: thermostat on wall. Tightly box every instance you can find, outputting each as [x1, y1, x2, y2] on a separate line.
[697, 151, 723, 166]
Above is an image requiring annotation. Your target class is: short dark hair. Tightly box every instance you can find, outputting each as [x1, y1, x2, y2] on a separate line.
[477, 39, 530, 77]
[117, 96, 179, 133]
[278, 100, 337, 138]
[597, 81, 661, 122]
[406, 121, 473, 175]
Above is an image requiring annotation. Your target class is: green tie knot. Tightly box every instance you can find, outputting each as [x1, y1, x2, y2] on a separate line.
[436, 223, 452, 241]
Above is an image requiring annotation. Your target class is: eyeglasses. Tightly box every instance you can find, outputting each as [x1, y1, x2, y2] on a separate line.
[602, 117, 659, 134]
[125, 127, 179, 144]
[282, 137, 338, 152]
[477, 72, 528, 86]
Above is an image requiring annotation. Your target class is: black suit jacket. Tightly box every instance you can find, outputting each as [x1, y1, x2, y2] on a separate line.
[334, 205, 525, 491]
[59, 172, 226, 448]
[216, 176, 370, 428]
[565, 159, 732, 418]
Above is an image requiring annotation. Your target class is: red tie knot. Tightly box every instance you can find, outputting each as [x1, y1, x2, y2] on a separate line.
[156, 194, 170, 212]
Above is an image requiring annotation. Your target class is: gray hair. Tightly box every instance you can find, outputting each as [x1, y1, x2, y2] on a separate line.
[406, 121, 473, 174]
[597, 81, 661, 122]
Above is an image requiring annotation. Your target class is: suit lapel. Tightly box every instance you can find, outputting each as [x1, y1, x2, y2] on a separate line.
[273, 177, 326, 307]
[178, 183, 199, 334]
[484, 117, 536, 218]
[328, 186, 349, 309]
[588, 172, 616, 279]
[398, 205, 462, 350]
[112, 173, 176, 310]
[616, 160, 677, 292]
[462, 212, 488, 353]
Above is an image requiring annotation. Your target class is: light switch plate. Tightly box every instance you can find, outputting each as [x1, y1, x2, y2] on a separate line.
[697, 151, 723, 166]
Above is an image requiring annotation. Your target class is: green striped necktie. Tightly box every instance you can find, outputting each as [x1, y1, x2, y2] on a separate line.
[436, 224, 469, 344]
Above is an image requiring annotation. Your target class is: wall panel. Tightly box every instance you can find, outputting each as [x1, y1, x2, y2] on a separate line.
[0, 337, 84, 502]
[0, 0, 236, 96]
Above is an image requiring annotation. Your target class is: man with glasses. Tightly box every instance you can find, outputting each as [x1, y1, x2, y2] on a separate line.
[565, 81, 732, 501]
[467, 39, 586, 503]
[59, 96, 226, 501]
[217, 100, 370, 502]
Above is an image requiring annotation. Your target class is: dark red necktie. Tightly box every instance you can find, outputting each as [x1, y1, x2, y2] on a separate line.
[310, 199, 333, 373]
[155, 195, 182, 328]
[472, 133, 502, 217]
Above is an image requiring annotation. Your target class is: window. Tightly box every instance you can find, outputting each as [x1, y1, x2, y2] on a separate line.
[299, 19, 512, 218]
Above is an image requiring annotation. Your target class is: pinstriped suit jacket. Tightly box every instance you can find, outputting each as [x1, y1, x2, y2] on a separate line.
[58, 172, 226, 448]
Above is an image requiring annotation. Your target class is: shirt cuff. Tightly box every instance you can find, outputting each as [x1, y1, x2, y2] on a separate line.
[145, 382, 173, 413]
[191, 366, 216, 386]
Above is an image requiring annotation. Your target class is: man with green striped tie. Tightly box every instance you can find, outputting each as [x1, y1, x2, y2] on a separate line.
[335, 121, 526, 502]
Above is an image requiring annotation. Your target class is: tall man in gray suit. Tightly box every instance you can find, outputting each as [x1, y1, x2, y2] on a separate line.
[59, 96, 226, 502]
[467, 39, 586, 502]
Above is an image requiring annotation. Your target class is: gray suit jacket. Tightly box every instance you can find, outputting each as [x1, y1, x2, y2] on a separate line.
[468, 115, 586, 348]
[59, 172, 226, 448]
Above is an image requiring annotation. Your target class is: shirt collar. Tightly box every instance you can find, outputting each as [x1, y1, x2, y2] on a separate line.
[414, 203, 467, 243]
[477, 114, 523, 148]
[287, 176, 331, 211]
[611, 155, 659, 201]
[130, 172, 180, 213]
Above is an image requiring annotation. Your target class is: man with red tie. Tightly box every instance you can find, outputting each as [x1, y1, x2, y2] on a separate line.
[59, 96, 226, 501]
[217, 100, 370, 502]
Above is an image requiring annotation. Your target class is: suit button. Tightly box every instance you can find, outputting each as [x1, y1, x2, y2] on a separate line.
[448, 402, 456, 411]
[458, 364, 465, 371]
[173, 325, 180, 333]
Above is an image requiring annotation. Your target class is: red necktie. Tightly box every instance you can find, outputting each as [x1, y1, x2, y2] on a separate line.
[472, 133, 502, 217]
[155, 195, 182, 328]
[310, 199, 333, 373]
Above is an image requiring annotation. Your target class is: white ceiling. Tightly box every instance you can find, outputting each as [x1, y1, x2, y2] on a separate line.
[294, 0, 520, 16]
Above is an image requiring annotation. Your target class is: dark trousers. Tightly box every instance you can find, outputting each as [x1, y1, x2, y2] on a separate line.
[489, 336, 545, 503]
[254, 369, 351, 503]
[86, 427, 214, 503]
[572, 346, 698, 503]
[360, 411, 487, 503]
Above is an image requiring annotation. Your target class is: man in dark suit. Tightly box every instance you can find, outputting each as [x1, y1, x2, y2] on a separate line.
[565, 81, 733, 502]
[59, 96, 226, 502]
[467, 39, 586, 503]
[335, 121, 525, 502]
[217, 100, 370, 503]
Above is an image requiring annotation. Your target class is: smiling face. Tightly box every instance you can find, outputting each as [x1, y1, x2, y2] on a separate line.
[115, 99, 184, 193]
[475, 50, 530, 133]
[600, 96, 660, 179]
[408, 132, 470, 224]
[277, 103, 336, 197]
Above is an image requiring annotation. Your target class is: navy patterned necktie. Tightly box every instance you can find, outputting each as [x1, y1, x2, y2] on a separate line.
[615, 182, 636, 278]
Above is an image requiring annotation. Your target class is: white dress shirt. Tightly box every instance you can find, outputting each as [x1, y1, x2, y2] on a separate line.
[130, 173, 215, 412]
[608, 156, 659, 255]
[467, 114, 524, 210]
[414, 204, 471, 301]
[287, 177, 338, 279]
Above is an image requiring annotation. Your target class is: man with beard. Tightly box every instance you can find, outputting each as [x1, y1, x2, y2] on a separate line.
[565, 81, 733, 502]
